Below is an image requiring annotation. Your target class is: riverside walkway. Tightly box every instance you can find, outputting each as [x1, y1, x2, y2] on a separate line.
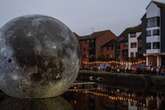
[78, 70, 165, 93]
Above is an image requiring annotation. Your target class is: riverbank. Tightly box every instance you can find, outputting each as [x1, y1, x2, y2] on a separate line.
[78, 70, 165, 93]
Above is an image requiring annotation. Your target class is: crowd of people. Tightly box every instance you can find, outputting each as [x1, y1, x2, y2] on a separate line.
[80, 63, 165, 76]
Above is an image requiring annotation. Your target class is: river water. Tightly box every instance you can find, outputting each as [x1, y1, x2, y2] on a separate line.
[0, 85, 164, 110]
[64, 91, 165, 110]
[63, 83, 165, 110]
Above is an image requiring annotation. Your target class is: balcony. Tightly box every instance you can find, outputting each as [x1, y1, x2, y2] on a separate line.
[146, 49, 160, 54]
[146, 35, 160, 43]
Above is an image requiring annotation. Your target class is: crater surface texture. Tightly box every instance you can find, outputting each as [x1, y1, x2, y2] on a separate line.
[0, 15, 80, 98]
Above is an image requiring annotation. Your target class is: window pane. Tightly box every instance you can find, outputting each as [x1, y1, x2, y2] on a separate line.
[136, 52, 138, 57]
[147, 17, 160, 28]
[146, 43, 151, 49]
[131, 43, 137, 48]
[153, 29, 160, 36]
[153, 42, 160, 49]
[131, 52, 134, 58]
[146, 30, 151, 36]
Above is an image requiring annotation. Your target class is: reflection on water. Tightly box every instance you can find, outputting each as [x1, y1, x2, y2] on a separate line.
[65, 92, 165, 110]
[0, 86, 165, 110]
[0, 94, 73, 110]
[63, 84, 165, 110]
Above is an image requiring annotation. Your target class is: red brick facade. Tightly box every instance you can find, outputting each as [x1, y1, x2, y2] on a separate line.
[118, 35, 128, 62]
[94, 31, 116, 59]
[99, 39, 117, 60]
[79, 39, 90, 63]
[78, 30, 117, 64]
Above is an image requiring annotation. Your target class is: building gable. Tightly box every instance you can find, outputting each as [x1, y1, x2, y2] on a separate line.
[146, 1, 160, 18]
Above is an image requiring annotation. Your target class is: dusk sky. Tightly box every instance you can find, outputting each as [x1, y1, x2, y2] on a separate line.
[0, 0, 164, 36]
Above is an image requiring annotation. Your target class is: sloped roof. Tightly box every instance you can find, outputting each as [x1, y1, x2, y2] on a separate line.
[78, 35, 91, 40]
[153, 1, 165, 8]
[118, 35, 127, 42]
[91, 30, 114, 38]
[146, 1, 165, 9]
[73, 32, 79, 37]
[119, 24, 142, 37]
[118, 24, 142, 43]
[141, 14, 146, 21]
[79, 30, 116, 40]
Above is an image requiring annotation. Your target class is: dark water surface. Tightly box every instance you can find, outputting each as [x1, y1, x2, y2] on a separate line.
[0, 85, 165, 110]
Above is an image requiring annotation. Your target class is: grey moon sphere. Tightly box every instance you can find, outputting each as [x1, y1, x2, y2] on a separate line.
[0, 15, 80, 98]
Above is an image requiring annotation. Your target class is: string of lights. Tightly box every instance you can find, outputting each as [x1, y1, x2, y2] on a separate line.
[82, 60, 146, 65]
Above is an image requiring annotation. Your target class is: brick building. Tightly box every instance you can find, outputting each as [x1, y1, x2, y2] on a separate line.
[118, 31, 128, 62]
[99, 39, 117, 61]
[79, 35, 95, 63]
[78, 30, 117, 64]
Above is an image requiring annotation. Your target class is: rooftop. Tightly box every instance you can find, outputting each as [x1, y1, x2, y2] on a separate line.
[118, 24, 142, 42]
[79, 30, 116, 40]
[146, 0, 165, 9]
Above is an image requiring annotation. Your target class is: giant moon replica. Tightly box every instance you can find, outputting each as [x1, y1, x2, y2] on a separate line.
[0, 15, 80, 98]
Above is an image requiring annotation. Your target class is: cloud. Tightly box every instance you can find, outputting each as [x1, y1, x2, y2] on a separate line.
[0, 0, 151, 35]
